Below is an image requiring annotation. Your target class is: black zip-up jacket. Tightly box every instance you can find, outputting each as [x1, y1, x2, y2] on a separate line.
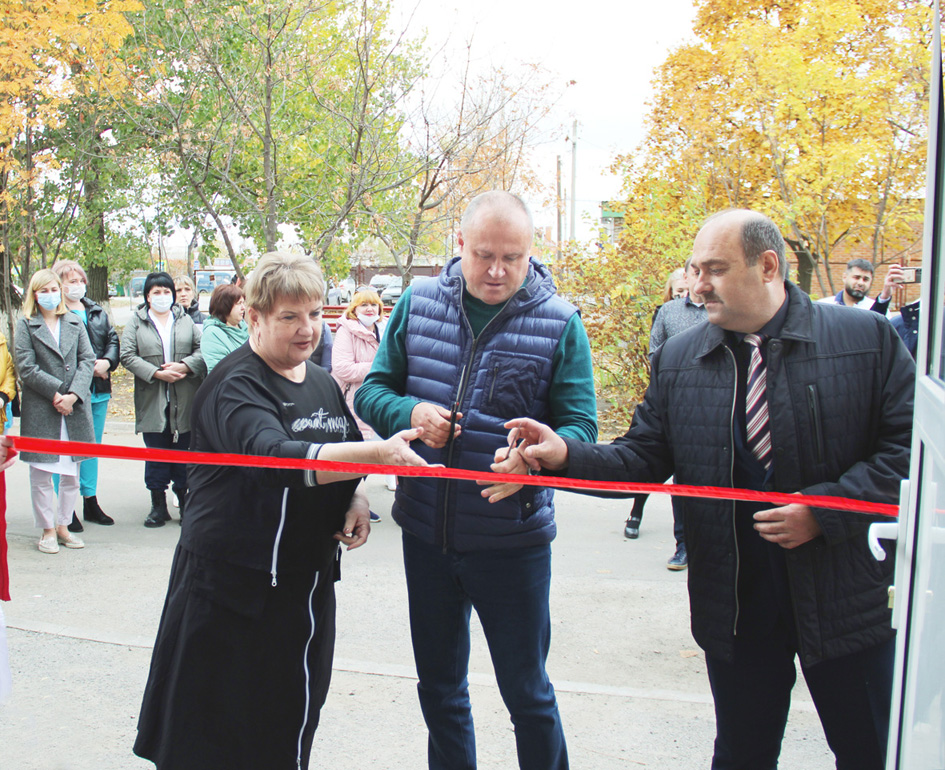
[566, 282, 915, 666]
[80, 297, 120, 395]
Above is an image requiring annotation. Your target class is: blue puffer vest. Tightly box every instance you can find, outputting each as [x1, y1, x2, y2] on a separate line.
[393, 257, 577, 552]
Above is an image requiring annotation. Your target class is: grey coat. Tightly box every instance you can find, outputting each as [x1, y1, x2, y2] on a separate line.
[15, 313, 95, 463]
[120, 305, 206, 436]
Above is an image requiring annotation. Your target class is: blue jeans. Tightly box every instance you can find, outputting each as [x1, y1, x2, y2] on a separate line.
[402, 532, 568, 770]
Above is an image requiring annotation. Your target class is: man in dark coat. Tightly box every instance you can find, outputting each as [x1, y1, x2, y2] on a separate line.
[509, 209, 915, 770]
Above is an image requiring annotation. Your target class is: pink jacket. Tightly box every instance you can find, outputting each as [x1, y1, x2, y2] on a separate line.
[331, 316, 381, 438]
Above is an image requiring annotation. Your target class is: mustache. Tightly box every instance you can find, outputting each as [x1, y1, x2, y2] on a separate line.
[701, 293, 721, 303]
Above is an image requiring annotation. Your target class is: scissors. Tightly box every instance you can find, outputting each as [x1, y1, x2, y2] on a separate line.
[503, 427, 526, 461]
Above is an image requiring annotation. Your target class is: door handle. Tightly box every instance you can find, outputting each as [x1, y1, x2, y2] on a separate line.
[868, 521, 899, 561]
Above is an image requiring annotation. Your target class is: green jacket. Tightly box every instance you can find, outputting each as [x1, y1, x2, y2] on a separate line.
[120, 305, 206, 436]
[200, 317, 249, 372]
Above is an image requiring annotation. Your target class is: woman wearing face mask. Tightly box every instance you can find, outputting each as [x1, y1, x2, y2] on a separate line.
[52, 260, 120, 531]
[200, 283, 249, 373]
[14, 269, 95, 553]
[121, 272, 207, 528]
[331, 289, 394, 513]
[173, 275, 206, 327]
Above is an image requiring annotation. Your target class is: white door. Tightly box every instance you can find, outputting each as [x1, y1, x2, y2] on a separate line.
[886, 14, 945, 769]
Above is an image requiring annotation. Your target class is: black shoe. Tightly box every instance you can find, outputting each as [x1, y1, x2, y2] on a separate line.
[144, 490, 171, 528]
[624, 516, 641, 539]
[174, 486, 188, 525]
[67, 512, 84, 533]
[667, 543, 688, 571]
[369, 511, 381, 522]
[83, 495, 114, 526]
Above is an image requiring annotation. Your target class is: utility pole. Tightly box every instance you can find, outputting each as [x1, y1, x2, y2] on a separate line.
[556, 155, 563, 259]
[570, 119, 577, 241]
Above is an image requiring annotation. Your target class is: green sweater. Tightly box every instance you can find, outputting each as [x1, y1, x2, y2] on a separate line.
[355, 286, 598, 443]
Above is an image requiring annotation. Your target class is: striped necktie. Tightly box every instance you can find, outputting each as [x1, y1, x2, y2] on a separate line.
[744, 333, 772, 471]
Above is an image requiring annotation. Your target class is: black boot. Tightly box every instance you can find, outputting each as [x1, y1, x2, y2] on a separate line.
[174, 487, 187, 524]
[67, 512, 84, 533]
[83, 495, 114, 525]
[144, 489, 171, 528]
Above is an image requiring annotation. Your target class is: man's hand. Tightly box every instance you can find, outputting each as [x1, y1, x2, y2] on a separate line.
[410, 402, 461, 449]
[878, 264, 905, 301]
[480, 436, 530, 503]
[753, 503, 822, 549]
[334, 489, 371, 550]
[504, 418, 569, 472]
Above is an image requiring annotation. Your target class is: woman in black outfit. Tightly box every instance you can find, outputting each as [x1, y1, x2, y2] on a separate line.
[134, 251, 428, 770]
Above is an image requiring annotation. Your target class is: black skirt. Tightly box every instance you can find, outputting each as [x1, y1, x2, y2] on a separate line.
[134, 545, 338, 770]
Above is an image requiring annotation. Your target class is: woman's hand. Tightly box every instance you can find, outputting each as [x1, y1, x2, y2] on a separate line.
[379, 427, 431, 468]
[334, 488, 371, 550]
[52, 392, 77, 416]
[0, 435, 17, 472]
[93, 359, 111, 379]
[153, 362, 189, 382]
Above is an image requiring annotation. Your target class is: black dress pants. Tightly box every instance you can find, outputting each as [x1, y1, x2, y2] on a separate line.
[705, 628, 895, 770]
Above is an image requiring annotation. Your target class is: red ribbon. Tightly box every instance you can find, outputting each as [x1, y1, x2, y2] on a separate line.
[8, 436, 899, 517]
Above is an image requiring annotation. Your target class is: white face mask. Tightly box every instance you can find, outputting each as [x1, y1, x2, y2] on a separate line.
[65, 284, 87, 301]
[150, 294, 174, 313]
[356, 309, 378, 328]
[37, 292, 61, 311]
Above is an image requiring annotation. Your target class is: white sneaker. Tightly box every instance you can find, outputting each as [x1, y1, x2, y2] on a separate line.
[386, 477, 397, 491]
[171, 492, 179, 508]
[38, 536, 59, 554]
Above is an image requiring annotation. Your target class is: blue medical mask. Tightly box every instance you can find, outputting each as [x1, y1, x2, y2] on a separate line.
[149, 294, 174, 313]
[37, 292, 61, 311]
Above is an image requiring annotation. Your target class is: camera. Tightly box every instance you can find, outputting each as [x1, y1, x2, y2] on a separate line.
[900, 267, 922, 284]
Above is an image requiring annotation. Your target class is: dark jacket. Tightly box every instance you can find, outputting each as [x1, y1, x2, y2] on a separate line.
[566, 282, 914, 666]
[183, 298, 206, 326]
[79, 297, 119, 395]
[183, 344, 359, 577]
[392, 259, 578, 551]
[891, 302, 919, 360]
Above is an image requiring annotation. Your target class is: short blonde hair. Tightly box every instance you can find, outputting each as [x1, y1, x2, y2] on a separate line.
[23, 269, 66, 317]
[344, 289, 383, 320]
[174, 275, 196, 292]
[51, 259, 88, 284]
[244, 251, 324, 317]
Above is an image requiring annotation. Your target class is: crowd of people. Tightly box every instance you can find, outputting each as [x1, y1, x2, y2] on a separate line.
[0, 191, 922, 770]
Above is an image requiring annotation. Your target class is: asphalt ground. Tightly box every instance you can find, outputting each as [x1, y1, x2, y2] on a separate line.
[0, 419, 834, 769]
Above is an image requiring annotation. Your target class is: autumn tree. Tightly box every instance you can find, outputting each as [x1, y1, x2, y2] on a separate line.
[120, 0, 425, 276]
[560, 0, 934, 414]
[628, 0, 931, 295]
[0, 0, 141, 313]
[367, 55, 560, 285]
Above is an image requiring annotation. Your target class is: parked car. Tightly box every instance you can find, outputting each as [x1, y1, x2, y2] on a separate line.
[380, 276, 404, 305]
[195, 268, 236, 295]
[369, 274, 395, 293]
